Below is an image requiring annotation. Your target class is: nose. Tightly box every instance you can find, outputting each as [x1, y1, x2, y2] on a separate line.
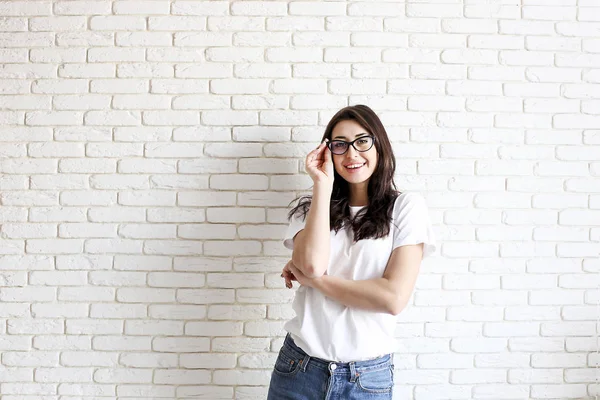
[345, 144, 360, 159]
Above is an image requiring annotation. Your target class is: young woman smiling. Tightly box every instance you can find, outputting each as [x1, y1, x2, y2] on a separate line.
[267, 104, 436, 400]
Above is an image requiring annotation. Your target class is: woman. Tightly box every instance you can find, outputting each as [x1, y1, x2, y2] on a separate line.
[267, 105, 436, 399]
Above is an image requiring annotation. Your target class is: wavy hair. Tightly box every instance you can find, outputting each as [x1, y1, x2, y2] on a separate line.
[288, 104, 401, 242]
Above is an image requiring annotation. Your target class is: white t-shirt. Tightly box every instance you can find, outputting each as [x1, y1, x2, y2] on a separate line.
[282, 192, 436, 362]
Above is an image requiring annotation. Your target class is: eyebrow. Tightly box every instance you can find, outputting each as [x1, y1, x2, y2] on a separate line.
[332, 133, 369, 140]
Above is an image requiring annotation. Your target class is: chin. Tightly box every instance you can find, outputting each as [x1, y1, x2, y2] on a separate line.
[342, 175, 361, 182]
[341, 172, 373, 184]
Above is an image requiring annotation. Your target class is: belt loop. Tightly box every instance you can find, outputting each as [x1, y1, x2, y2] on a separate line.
[349, 361, 357, 382]
[301, 354, 310, 372]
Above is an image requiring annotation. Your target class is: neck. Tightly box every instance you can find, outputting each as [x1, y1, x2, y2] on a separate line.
[348, 181, 369, 207]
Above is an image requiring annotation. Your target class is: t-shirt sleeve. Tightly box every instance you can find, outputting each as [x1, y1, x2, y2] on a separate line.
[283, 211, 307, 250]
[392, 193, 437, 258]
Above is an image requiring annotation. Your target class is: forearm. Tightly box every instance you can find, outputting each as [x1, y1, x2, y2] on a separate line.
[292, 183, 331, 278]
[313, 275, 400, 315]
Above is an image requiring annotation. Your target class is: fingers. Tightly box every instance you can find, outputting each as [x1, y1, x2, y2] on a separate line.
[318, 139, 329, 155]
[305, 140, 331, 181]
[323, 142, 332, 162]
[283, 272, 294, 288]
[281, 263, 296, 289]
[283, 270, 297, 281]
[281, 269, 291, 278]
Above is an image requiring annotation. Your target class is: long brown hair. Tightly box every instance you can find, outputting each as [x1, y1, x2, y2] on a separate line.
[288, 104, 400, 242]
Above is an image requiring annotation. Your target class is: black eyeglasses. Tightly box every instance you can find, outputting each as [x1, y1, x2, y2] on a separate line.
[327, 135, 375, 155]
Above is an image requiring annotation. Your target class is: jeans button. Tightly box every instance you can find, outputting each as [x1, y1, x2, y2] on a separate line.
[331, 363, 337, 370]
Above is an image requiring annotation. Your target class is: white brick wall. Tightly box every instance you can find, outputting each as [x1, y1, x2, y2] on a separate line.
[0, 1, 598, 399]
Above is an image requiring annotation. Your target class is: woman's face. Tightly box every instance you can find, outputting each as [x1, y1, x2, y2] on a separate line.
[329, 119, 378, 185]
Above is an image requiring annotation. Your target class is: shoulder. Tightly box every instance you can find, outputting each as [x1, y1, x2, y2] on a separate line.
[393, 192, 427, 211]
[392, 192, 429, 220]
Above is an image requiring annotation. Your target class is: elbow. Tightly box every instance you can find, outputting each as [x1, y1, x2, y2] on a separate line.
[388, 303, 404, 316]
[304, 264, 327, 279]
[290, 254, 326, 279]
[388, 297, 408, 316]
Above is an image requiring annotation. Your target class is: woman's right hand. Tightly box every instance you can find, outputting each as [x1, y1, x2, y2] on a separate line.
[305, 139, 334, 187]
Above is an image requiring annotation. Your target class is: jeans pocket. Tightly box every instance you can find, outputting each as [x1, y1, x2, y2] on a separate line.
[356, 365, 393, 393]
[273, 349, 301, 376]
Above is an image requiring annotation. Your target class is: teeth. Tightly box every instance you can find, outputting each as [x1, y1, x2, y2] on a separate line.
[346, 163, 365, 169]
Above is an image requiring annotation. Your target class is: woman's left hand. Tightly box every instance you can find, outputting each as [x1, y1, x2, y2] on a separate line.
[281, 260, 297, 289]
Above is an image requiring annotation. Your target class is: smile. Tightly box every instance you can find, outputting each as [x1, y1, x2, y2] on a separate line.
[345, 162, 366, 172]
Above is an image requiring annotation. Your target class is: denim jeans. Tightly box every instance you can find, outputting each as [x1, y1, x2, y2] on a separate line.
[267, 333, 394, 400]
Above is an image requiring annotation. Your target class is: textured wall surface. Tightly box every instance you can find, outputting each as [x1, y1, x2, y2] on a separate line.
[0, 1, 599, 399]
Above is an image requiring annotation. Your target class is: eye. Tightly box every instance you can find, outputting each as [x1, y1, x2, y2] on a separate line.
[357, 139, 368, 144]
[333, 142, 346, 148]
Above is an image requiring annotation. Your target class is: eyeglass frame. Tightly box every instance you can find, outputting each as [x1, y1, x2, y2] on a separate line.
[326, 135, 376, 155]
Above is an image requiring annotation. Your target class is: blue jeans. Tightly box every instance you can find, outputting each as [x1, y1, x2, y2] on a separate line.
[267, 333, 394, 400]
